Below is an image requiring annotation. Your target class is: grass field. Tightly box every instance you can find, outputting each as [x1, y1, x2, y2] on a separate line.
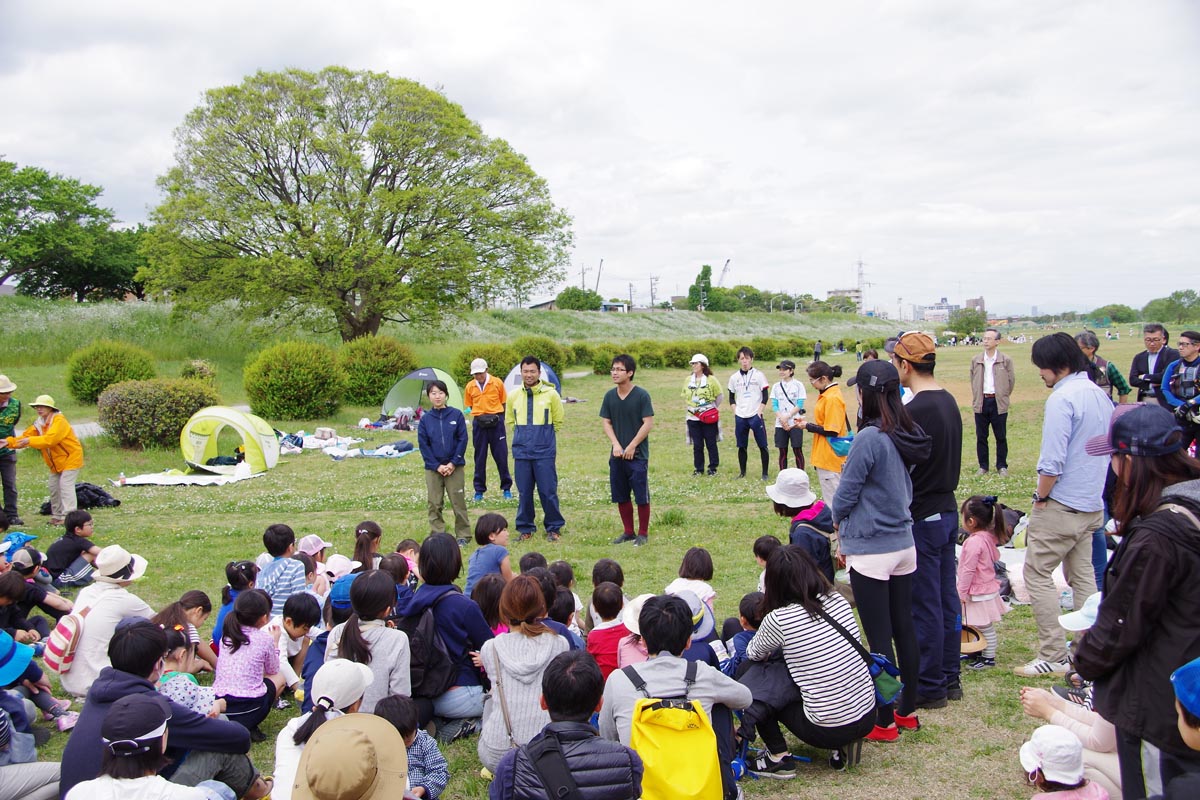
[3, 298, 1154, 799]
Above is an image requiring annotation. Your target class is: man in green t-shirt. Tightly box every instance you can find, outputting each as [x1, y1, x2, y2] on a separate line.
[600, 354, 655, 546]
[0, 376, 22, 525]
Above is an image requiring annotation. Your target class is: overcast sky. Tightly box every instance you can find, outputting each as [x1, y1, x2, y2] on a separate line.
[2, 1, 1198, 316]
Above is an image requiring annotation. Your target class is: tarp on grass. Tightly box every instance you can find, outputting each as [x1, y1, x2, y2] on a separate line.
[381, 367, 464, 416]
[502, 361, 562, 395]
[180, 406, 280, 475]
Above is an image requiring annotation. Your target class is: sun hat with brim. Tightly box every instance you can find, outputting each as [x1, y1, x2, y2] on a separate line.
[766, 468, 817, 508]
[102, 694, 172, 757]
[94, 544, 148, 583]
[1058, 592, 1102, 632]
[1019, 724, 1084, 785]
[0, 376, 15, 394]
[667, 589, 716, 641]
[293, 713, 408, 800]
[29, 395, 58, 410]
[470, 358, 489, 374]
[621, 593, 655, 637]
[1084, 403, 1186, 458]
[310, 659, 374, 712]
[960, 624, 987, 655]
[689, 354, 709, 366]
[1171, 656, 1200, 718]
[0, 630, 34, 686]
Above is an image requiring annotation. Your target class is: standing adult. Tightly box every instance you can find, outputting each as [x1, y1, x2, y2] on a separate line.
[813, 340, 823, 363]
[891, 332, 964, 707]
[1075, 331, 1131, 404]
[804, 362, 847, 509]
[1162, 330, 1200, 452]
[506, 356, 565, 543]
[728, 346, 771, 481]
[1017, 333, 1112, 677]
[1128, 323, 1178, 407]
[771, 360, 807, 472]
[0, 377, 22, 525]
[681, 354, 720, 476]
[463, 358, 513, 503]
[5, 394, 81, 526]
[832, 360, 930, 741]
[601, 355, 654, 547]
[416, 381, 470, 544]
[1074, 403, 1200, 798]
[970, 328, 1015, 476]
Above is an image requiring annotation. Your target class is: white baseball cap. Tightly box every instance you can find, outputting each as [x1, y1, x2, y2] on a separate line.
[310, 659, 374, 711]
[689, 354, 709, 365]
[470, 358, 488, 374]
[1020, 725, 1084, 785]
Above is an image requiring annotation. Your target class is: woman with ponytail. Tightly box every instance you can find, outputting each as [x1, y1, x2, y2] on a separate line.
[351, 521, 383, 573]
[324, 570, 410, 712]
[212, 589, 284, 738]
[957, 495, 1011, 669]
[273, 659, 374, 800]
[476, 574, 568, 771]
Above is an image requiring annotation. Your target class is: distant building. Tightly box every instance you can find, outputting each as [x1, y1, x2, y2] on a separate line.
[828, 287, 863, 313]
[600, 302, 628, 313]
[1032, 305, 1039, 317]
[965, 296, 986, 314]
[922, 296, 960, 323]
[528, 299, 559, 310]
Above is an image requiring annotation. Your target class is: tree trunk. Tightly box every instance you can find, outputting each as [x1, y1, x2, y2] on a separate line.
[339, 313, 384, 342]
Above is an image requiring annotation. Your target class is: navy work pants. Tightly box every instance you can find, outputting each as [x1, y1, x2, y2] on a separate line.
[910, 511, 962, 700]
[472, 419, 512, 495]
[514, 458, 564, 534]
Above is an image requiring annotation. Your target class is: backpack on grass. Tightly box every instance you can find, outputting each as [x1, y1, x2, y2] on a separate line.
[394, 592, 456, 699]
[621, 660, 723, 800]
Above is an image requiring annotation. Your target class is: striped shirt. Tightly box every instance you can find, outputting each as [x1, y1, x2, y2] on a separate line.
[746, 592, 876, 726]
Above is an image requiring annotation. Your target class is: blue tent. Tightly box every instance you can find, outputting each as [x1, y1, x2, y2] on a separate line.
[503, 361, 562, 396]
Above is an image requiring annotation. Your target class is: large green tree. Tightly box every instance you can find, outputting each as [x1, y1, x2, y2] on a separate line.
[1143, 291, 1200, 325]
[555, 286, 603, 310]
[1089, 303, 1137, 324]
[143, 67, 573, 340]
[18, 225, 147, 301]
[0, 159, 115, 288]
[948, 307, 987, 334]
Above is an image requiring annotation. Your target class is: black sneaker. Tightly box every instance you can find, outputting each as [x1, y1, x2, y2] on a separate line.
[692, 470, 703, 476]
[914, 695, 948, 710]
[612, 533, 637, 544]
[967, 656, 996, 670]
[760, 472, 770, 481]
[706, 468, 718, 476]
[633, 535, 648, 547]
[947, 680, 964, 701]
[249, 726, 266, 743]
[749, 754, 796, 779]
[9, 517, 23, 527]
[545, 531, 561, 543]
[737, 471, 746, 479]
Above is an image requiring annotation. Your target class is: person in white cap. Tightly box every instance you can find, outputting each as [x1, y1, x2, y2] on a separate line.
[0, 375, 24, 525]
[464, 357, 513, 503]
[60, 545, 153, 698]
[4, 394, 82, 526]
[1019, 724, 1108, 799]
[681, 354, 720, 476]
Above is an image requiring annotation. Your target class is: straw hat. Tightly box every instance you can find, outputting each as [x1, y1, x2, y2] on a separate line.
[960, 624, 987, 654]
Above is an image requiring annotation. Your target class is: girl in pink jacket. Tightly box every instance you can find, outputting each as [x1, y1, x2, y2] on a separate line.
[957, 495, 1011, 669]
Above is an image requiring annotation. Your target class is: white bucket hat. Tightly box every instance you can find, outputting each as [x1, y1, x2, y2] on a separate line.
[621, 593, 655, 637]
[94, 545, 148, 583]
[0, 376, 15, 394]
[1020, 725, 1084, 785]
[765, 468, 817, 508]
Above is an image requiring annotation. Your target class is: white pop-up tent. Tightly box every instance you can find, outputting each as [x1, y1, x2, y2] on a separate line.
[180, 406, 280, 475]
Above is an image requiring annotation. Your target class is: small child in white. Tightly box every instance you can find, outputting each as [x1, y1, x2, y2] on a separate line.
[1020, 725, 1109, 799]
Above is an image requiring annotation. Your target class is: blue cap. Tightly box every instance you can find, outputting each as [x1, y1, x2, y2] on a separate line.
[329, 573, 360, 610]
[0, 630, 34, 687]
[1171, 656, 1200, 718]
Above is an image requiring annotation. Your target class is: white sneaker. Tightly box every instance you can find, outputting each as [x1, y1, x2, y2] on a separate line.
[1013, 658, 1070, 677]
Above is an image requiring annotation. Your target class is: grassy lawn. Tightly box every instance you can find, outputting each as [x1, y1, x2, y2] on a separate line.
[8, 303, 1147, 799]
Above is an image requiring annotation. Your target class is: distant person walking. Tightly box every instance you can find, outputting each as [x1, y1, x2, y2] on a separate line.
[464, 358, 513, 503]
[6, 394, 82, 525]
[970, 328, 1015, 476]
[601, 355, 654, 547]
[728, 346, 771, 480]
[0, 376, 23, 525]
[681, 354, 720, 476]
[813, 340, 823, 363]
[1128, 323, 1178, 407]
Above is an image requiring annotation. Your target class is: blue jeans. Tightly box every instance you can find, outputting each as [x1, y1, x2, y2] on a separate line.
[433, 684, 484, 719]
[514, 457, 564, 534]
[910, 511, 962, 699]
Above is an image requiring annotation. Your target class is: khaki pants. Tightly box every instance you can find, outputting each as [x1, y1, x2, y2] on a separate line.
[48, 468, 79, 519]
[425, 466, 470, 539]
[1023, 498, 1102, 663]
[816, 467, 841, 516]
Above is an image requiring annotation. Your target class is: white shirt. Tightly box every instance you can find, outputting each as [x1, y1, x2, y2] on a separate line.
[273, 710, 346, 800]
[770, 379, 807, 428]
[982, 351, 998, 395]
[61, 582, 154, 698]
[67, 775, 212, 800]
[728, 369, 769, 418]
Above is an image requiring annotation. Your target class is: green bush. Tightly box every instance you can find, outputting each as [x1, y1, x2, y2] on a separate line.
[340, 336, 417, 405]
[98, 378, 221, 448]
[244, 341, 343, 420]
[511, 335, 568, 377]
[179, 359, 217, 385]
[748, 337, 779, 362]
[66, 340, 156, 403]
[701, 339, 736, 366]
[450, 343, 519, 386]
[591, 343, 622, 375]
[661, 342, 696, 369]
[569, 342, 594, 366]
[626, 340, 664, 370]
[786, 338, 813, 358]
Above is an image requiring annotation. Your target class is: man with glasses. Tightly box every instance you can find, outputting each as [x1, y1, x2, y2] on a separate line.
[1162, 331, 1200, 449]
[1129, 324, 1179, 407]
[969, 328, 1015, 476]
[601, 355, 654, 546]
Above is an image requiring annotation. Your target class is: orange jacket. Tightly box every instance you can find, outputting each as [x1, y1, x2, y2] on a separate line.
[8, 412, 83, 472]
[810, 384, 848, 473]
[464, 374, 508, 416]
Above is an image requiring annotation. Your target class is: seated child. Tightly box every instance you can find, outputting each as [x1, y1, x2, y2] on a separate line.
[1020, 725, 1109, 799]
[374, 694, 450, 800]
[722, 592, 764, 677]
[585, 558, 626, 634]
[300, 578, 355, 714]
[351, 520, 383, 573]
[549, 560, 584, 639]
[395, 539, 421, 591]
[664, 547, 716, 612]
[0, 629, 76, 730]
[294, 552, 327, 601]
[548, 588, 584, 650]
[212, 589, 285, 739]
[767, 470, 835, 582]
[585, 582, 627, 680]
[152, 590, 217, 672]
[256, 523, 307, 616]
[268, 592, 322, 706]
[44, 510, 100, 588]
[8, 546, 54, 589]
[0, 570, 70, 640]
[378, 553, 413, 610]
[518, 551, 548, 573]
[158, 625, 223, 717]
[752, 535, 783, 593]
[464, 513, 512, 597]
[616, 594, 653, 668]
[1163, 657, 1200, 797]
[212, 560, 259, 653]
[471, 573, 508, 636]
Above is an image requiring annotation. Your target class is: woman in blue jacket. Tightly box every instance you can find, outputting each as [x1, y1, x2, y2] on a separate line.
[417, 380, 470, 543]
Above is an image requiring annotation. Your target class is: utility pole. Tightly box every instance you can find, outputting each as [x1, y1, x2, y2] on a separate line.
[699, 289, 707, 312]
[594, 258, 604, 293]
[580, 263, 589, 289]
[628, 282, 634, 310]
[649, 275, 659, 308]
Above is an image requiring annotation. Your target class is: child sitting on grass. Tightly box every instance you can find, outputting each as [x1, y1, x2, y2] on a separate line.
[471, 573, 508, 636]
[374, 694, 450, 800]
[395, 539, 421, 590]
[752, 535, 783, 593]
[44, 510, 100, 588]
[212, 560, 258, 653]
[584, 558, 626, 634]
[0, 570, 69, 641]
[664, 546, 716, 612]
[722, 592, 764, 677]
[379, 553, 413, 608]
[212, 589, 284, 740]
[158, 625, 223, 717]
[464, 513, 513, 597]
[256, 524, 307, 617]
[1020, 725, 1109, 799]
[152, 590, 217, 672]
[518, 551, 548, 573]
[351, 520, 383, 573]
[585, 582, 627, 680]
[268, 592, 321, 707]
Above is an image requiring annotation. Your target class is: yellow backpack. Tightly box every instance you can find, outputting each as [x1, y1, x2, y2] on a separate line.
[622, 661, 723, 800]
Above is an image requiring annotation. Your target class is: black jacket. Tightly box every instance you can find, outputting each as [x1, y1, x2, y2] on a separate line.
[490, 721, 643, 800]
[1129, 346, 1180, 406]
[60, 666, 252, 798]
[1074, 481, 1200, 756]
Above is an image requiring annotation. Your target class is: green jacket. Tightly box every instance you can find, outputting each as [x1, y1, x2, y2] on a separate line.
[682, 375, 721, 419]
[0, 399, 20, 457]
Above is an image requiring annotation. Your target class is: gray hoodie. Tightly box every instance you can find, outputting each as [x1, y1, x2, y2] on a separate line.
[477, 630, 569, 770]
[833, 425, 931, 555]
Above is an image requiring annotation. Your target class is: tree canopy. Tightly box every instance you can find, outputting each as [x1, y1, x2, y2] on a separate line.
[1089, 303, 1137, 324]
[555, 286, 603, 310]
[947, 307, 987, 335]
[1142, 291, 1200, 325]
[143, 67, 573, 340]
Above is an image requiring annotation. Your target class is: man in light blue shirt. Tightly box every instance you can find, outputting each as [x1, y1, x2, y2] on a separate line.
[1017, 333, 1112, 678]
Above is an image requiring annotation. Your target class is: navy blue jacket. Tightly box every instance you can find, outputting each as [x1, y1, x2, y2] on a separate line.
[490, 721, 642, 800]
[418, 406, 468, 470]
[60, 666, 251, 798]
[396, 583, 493, 688]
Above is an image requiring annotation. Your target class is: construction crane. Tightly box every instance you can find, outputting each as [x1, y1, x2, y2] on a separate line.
[716, 259, 731, 288]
